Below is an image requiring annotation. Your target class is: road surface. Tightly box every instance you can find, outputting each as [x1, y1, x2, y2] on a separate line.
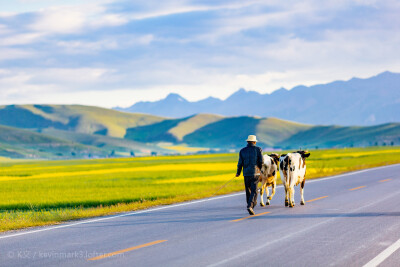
[1, 164, 400, 266]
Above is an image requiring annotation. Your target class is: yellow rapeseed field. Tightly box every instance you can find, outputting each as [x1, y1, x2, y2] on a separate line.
[1, 146, 400, 232]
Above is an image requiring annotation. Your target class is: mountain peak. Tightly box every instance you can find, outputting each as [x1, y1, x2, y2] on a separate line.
[196, 96, 222, 104]
[165, 93, 187, 102]
[272, 87, 288, 94]
[376, 71, 395, 78]
[203, 96, 220, 101]
[234, 88, 247, 95]
[230, 88, 261, 97]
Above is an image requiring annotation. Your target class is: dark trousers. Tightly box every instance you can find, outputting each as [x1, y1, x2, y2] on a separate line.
[244, 175, 259, 209]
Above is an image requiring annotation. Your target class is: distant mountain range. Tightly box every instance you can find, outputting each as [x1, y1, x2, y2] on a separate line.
[115, 71, 400, 126]
[1, 104, 400, 159]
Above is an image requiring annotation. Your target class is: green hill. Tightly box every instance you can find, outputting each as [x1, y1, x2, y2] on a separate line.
[42, 129, 171, 156]
[168, 114, 223, 141]
[124, 114, 223, 143]
[182, 116, 311, 149]
[125, 118, 187, 143]
[0, 105, 164, 138]
[256, 117, 312, 146]
[0, 125, 107, 159]
[277, 123, 400, 148]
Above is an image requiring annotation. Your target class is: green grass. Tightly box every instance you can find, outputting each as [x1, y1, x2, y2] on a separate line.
[1, 146, 400, 232]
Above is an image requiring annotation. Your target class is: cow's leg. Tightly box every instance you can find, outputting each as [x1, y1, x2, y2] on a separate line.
[265, 186, 270, 205]
[293, 187, 296, 207]
[268, 180, 276, 200]
[300, 179, 305, 205]
[284, 184, 289, 207]
[289, 187, 295, 207]
[260, 180, 266, 207]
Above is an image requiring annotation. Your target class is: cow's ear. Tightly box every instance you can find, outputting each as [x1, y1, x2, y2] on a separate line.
[303, 152, 310, 158]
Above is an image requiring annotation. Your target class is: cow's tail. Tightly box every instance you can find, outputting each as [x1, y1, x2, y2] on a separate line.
[284, 154, 291, 187]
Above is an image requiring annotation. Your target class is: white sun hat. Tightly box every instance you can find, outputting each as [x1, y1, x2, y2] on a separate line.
[246, 135, 258, 142]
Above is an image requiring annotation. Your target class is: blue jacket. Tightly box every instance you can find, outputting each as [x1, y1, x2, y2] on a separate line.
[236, 143, 264, 177]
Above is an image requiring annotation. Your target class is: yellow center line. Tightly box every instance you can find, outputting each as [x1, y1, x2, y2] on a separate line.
[379, 179, 392, 182]
[306, 196, 329, 202]
[349, 186, 366, 191]
[88, 240, 167, 261]
[231, 211, 271, 222]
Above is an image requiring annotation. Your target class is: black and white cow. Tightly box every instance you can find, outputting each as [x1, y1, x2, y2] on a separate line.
[280, 151, 311, 207]
[259, 153, 280, 206]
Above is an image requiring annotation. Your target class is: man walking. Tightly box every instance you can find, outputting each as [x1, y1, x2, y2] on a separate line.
[236, 135, 264, 215]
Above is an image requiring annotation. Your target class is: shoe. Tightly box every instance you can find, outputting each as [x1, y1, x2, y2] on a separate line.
[247, 207, 255, 215]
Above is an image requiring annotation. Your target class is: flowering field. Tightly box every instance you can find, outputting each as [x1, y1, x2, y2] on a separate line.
[1, 147, 400, 232]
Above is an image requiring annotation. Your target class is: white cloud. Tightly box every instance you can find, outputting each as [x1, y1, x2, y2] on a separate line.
[353, 0, 380, 6]
[0, 69, 57, 103]
[28, 2, 129, 35]
[56, 39, 119, 54]
[0, 24, 11, 35]
[127, 1, 261, 20]
[0, 33, 44, 46]
[30, 6, 87, 34]
[1, 0, 115, 14]
[55, 34, 154, 54]
[29, 67, 117, 85]
[0, 67, 116, 100]
[192, 2, 342, 43]
[0, 12, 18, 18]
[0, 48, 35, 61]
[90, 13, 129, 28]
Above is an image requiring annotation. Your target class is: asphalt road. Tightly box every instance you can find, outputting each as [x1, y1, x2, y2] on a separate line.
[1, 164, 400, 267]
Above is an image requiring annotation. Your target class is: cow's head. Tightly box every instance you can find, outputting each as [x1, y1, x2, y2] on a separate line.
[297, 150, 310, 158]
[296, 150, 310, 168]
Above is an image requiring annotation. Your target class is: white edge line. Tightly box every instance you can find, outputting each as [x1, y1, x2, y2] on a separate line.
[0, 192, 244, 240]
[363, 237, 400, 267]
[0, 163, 398, 240]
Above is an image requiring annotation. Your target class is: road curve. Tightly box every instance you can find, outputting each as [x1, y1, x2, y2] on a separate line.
[1, 164, 400, 267]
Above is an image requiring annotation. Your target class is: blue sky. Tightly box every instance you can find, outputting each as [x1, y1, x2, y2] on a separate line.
[0, 0, 399, 107]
